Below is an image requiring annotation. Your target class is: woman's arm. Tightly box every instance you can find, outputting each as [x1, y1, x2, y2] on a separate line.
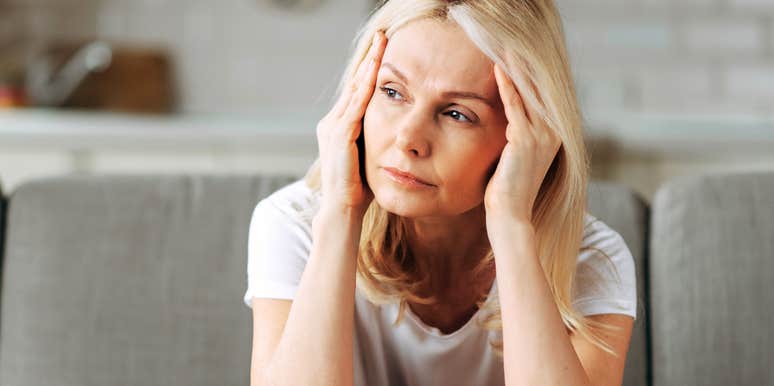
[260, 29, 388, 386]
[261, 205, 363, 386]
[484, 62, 632, 386]
[488, 217, 633, 386]
[488, 217, 591, 386]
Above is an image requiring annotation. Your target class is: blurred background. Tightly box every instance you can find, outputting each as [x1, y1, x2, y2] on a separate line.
[1, 0, 773, 202]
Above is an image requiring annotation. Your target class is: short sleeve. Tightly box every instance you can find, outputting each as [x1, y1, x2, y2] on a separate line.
[572, 216, 638, 320]
[243, 197, 313, 308]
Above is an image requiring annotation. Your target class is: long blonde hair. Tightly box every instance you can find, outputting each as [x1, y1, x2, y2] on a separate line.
[304, 0, 621, 357]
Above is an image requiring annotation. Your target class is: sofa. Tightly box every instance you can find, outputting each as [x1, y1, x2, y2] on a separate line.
[0, 170, 772, 386]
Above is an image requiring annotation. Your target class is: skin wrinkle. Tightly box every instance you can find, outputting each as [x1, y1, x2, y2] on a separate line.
[362, 18, 509, 330]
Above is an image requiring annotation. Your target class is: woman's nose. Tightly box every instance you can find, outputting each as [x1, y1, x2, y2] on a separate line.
[394, 110, 431, 157]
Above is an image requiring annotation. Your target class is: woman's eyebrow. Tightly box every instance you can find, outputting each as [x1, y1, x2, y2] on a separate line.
[381, 62, 495, 109]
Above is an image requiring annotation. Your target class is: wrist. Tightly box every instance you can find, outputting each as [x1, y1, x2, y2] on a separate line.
[313, 204, 365, 235]
[485, 214, 535, 245]
[484, 201, 532, 223]
[485, 211, 533, 228]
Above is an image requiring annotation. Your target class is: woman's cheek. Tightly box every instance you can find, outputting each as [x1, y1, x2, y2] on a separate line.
[363, 104, 386, 159]
[364, 100, 392, 140]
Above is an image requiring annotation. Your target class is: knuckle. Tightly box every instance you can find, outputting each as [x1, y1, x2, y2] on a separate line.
[533, 129, 549, 143]
[343, 102, 360, 121]
[521, 133, 537, 147]
[332, 122, 351, 139]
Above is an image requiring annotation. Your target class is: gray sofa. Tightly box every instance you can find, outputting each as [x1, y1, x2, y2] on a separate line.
[0, 171, 772, 386]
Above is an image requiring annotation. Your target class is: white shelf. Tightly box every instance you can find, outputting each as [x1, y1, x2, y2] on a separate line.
[0, 108, 319, 154]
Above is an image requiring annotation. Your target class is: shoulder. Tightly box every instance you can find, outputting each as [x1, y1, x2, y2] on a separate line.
[246, 178, 319, 268]
[254, 178, 320, 229]
[244, 179, 319, 304]
[573, 212, 638, 319]
[579, 212, 633, 263]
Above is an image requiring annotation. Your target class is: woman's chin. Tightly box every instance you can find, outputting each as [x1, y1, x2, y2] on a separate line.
[373, 189, 435, 218]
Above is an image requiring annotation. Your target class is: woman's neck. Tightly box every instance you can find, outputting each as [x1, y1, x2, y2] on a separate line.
[404, 203, 492, 296]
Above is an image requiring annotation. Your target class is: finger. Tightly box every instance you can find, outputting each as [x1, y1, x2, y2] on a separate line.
[538, 122, 561, 151]
[344, 31, 387, 122]
[329, 76, 357, 119]
[344, 58, 378, 125]
[330, 88, 352, 119]
[332, 31, 384, 118]
[331, 70, 363, 118]
[508, 62, 543, 131]
[494, 63, 530, 139]
[508, 63, 559, 147]
[350, 31, 385, 95]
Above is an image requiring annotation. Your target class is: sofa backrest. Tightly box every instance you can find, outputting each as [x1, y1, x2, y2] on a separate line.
[588, 182, 651, 386]
[650, 171, 774, 386]
[0, 174, 650, 386]
[0, 174, 298, 386]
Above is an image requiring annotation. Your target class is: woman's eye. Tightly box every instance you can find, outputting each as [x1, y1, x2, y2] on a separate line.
[379, 86, 474, 124]
[379, 86, 404, 101]
[444, 110, 472, 123]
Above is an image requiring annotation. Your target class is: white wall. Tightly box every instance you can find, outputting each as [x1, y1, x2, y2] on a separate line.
[3, 0, 773, 116]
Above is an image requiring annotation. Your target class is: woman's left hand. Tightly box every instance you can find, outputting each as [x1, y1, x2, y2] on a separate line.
[484, 62, 563, 224]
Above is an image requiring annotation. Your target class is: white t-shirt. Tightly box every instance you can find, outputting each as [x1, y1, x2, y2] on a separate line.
[244, 179, 637, 386]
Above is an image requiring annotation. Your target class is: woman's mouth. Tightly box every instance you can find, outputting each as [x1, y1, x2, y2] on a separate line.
[382, 167, 435, 189]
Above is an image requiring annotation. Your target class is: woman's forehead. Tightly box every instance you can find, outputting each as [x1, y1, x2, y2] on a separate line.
[382, 19, 496, 96]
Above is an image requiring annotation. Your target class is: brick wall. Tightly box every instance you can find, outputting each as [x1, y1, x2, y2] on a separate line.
[1, 0, 772, 117]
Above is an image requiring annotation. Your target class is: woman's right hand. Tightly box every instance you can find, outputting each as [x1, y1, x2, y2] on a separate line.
[316, 30, 388, 217]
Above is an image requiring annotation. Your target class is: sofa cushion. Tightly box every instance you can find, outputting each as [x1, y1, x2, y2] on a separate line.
[650, 171, 774, 386]
[0, 174, 298, 386]
[588, 181, 651, 386]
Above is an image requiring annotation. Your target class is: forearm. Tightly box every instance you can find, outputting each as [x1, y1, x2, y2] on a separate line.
[488, 217, 590, 386]
[264, 205, 362, 386]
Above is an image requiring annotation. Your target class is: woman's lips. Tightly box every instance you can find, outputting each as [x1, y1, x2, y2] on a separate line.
[382, 167, 435, 188]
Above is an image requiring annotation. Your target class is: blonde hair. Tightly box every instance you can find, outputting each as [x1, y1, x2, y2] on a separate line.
[304, 0, 622, 357]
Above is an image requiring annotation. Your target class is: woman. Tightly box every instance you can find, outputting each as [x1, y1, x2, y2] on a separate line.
[245, 1, 637, 385]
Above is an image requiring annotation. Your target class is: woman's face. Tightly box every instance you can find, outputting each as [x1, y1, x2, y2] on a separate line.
[363, 18, 509, 218]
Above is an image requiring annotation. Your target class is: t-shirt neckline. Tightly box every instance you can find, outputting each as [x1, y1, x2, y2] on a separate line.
[402, 276, 498, 339]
